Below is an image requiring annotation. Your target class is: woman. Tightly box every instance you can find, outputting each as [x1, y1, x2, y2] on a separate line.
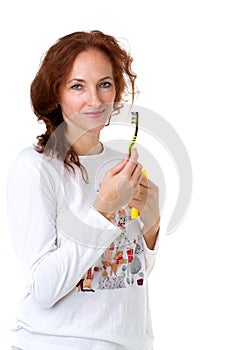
[7, 30, 160, 350]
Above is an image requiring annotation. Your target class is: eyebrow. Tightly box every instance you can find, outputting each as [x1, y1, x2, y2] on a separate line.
[67, 76, 114, 84]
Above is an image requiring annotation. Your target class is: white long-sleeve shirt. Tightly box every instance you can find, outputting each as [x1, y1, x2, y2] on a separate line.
[7, 145, 159, 350]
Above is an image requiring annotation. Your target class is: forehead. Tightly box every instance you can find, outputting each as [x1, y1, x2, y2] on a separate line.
[69, 48, 113, 76]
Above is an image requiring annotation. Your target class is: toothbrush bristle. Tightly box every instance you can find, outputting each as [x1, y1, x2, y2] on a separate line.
[130, 112, 139, 125]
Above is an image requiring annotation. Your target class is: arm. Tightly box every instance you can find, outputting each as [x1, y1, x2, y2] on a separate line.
[7, 153, 120, 308]
[143, 220, 160, 250]
[128, 174, 160, 249]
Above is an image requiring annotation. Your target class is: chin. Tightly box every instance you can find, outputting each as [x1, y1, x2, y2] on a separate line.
[88, 123, 106, 133]
[85, 115, 109, 131]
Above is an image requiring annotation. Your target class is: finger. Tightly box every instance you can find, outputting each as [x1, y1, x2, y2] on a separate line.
[137, 184, 149, 197]
[140, 179, 159, 196]
[130, 164, 143, 186]
[131, 184, 148, 201]
[128, 199, 143, 212]
[140, 177, 159, 190]
[139, 175, 151, 188]
[107, 156, 129, 176]
[131, 191, 142, 202]
[129, 147, 138, 162]
[122, 148, 139, 177]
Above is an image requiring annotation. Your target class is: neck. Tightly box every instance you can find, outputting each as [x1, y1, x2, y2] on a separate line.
[71, 133, 103, 156]
[73, 141, 103, 156]
[64, 121, 103, 156]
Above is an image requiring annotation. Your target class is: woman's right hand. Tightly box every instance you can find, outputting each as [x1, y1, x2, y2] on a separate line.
[94, 148, 142, 220]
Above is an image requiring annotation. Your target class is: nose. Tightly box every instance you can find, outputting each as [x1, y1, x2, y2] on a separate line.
[87, 87, 102, 107]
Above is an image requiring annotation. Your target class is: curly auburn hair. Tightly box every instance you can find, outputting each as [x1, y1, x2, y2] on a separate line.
[30, 30, 137, 177]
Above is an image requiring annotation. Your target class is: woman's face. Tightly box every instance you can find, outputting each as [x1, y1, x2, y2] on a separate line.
[59, 48, 116, 134]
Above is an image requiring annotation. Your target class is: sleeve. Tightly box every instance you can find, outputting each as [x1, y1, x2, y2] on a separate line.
[7, 154, 120, 309]
[141, 235, 159, 276]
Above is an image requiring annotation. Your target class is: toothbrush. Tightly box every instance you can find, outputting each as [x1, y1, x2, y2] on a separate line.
[129, 112, 148, 219]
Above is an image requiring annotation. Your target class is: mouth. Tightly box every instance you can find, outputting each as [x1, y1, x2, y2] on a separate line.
[83, 109, 105, 118]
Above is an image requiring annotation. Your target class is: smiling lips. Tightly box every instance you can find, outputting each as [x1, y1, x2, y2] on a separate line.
[84, 109, 105, 118]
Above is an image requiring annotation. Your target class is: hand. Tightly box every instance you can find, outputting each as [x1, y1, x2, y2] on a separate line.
[94, 149, 143, 219]
[128, 175, 160, 234]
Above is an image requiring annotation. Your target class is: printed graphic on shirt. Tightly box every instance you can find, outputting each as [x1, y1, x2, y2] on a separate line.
[76, 268, 95, 292]
[76, 208, 145, 293]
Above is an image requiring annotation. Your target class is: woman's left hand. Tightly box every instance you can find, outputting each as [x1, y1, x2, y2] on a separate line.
[128, 175, 160, 235]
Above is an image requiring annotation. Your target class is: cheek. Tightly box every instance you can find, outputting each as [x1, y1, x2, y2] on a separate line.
[102, 88, 116, 103]
[112, 89, 116, 102]
[60, 95, 84, 116]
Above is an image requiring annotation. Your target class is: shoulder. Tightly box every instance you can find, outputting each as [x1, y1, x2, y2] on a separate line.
[8, 147, 65, 190]
[16, 146, 43, 163]
[11, 146, 63, 176]
[11, 146, 45, 174]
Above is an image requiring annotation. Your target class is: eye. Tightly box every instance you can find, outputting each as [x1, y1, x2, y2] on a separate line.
[99, 81, 112, 88]
[71, 84, 83, 90]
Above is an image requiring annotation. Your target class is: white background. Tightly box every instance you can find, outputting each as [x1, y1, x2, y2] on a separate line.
[1, 0, 233, 349]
